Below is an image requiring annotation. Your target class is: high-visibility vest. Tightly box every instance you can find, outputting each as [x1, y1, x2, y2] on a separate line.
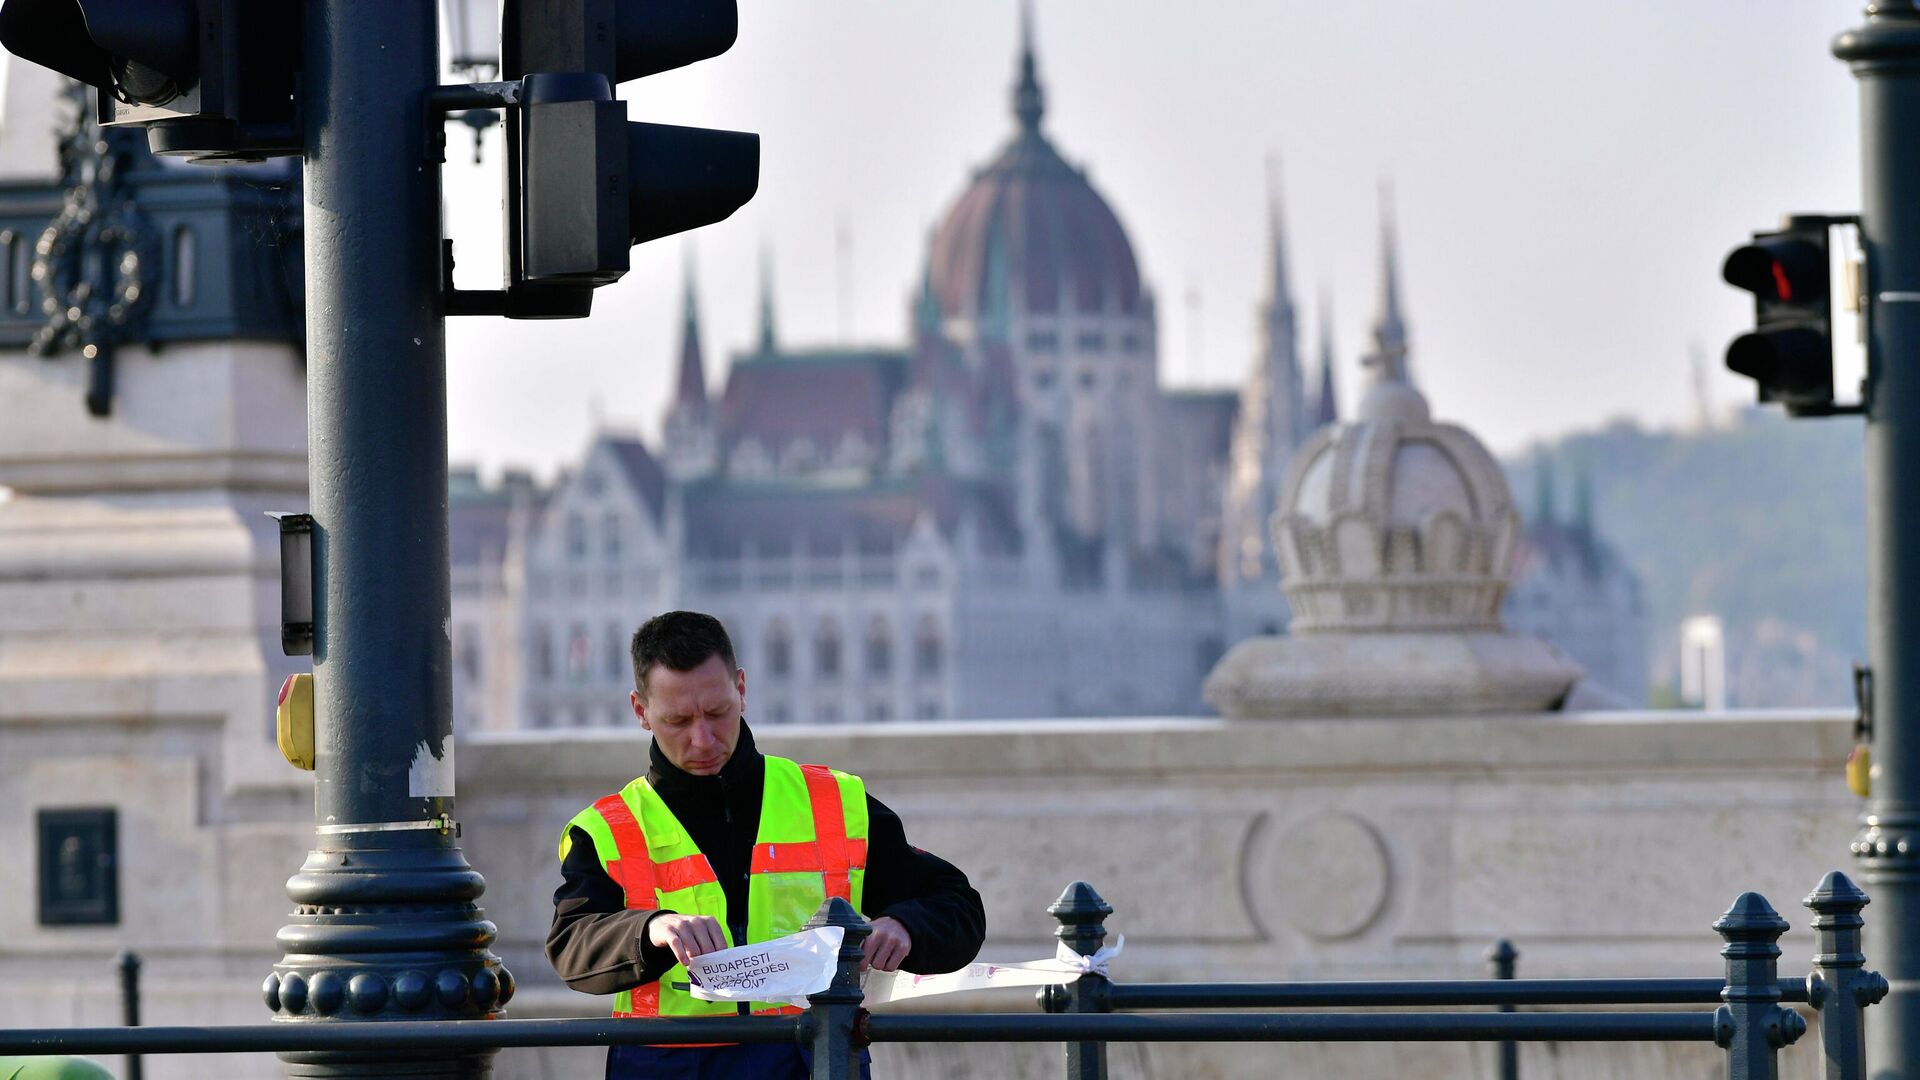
[559, 755, 869, 1019]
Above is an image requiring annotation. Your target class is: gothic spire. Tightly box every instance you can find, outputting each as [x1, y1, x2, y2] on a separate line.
[1368, 179, 1410, 386]
[756, 244, 777, 355]
[915, 237, 943, 341]
[1573, 456, 1595, 535]
[1315, 290, 1338, 427]
[1265, 154, 1291, 316]
[673, 250, 708, 415]
[1534, 449, 1557, 526]
[1012, 0, 1046, 135]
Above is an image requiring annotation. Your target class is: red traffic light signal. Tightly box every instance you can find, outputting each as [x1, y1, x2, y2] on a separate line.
[1722, 218, 1837, 413]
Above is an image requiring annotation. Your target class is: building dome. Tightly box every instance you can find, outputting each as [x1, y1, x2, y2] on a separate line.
[926, 27, 1143, 324]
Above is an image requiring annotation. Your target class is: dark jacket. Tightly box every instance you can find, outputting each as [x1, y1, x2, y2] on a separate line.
[547, 722, 987, 995]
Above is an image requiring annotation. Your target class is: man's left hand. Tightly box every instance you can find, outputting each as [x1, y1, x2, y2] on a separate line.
[862, 916, 912, 972]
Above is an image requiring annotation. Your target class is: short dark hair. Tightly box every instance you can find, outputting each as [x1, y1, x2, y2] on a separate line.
[631, 611, 738, 695]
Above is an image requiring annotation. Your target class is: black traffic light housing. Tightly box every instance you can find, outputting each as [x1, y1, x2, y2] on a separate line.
[501, 0, 759, 291]
[0, 0, 301, 163]
[1722, 214, 1855, 416]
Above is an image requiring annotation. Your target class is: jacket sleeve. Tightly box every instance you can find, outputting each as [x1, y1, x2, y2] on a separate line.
[859, 794, 987, 975]
[546, 825, 682, 994]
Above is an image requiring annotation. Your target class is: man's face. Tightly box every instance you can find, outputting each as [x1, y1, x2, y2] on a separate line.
[632, 655, 745, 776]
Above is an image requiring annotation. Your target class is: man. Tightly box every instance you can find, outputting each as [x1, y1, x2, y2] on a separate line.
[548, 611, 986, 1080]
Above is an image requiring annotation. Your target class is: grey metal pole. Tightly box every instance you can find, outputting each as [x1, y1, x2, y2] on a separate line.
[259, 3, 511, 1076]
[1485, 940, 1517, 1080]
[116, 950, 141, 1080]
[1835, 9, 1920, 1076]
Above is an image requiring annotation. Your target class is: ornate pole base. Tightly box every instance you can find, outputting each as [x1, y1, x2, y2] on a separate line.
[262, 833, 513, 1078]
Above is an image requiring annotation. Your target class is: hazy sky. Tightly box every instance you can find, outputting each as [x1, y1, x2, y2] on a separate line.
[28, 1, 1874, 478]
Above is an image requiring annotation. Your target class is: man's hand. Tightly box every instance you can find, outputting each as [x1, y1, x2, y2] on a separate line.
[648, 913, 728, 969]
[862, 916, 912, 972]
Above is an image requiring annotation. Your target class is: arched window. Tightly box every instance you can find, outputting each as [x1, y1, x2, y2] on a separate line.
[458, 625, 482, 681]
[567, 624, 591, 681]
[607, 623, 628, 682]
[914, 616, 943, 678]
[864, 617, 891, 676]
[766, 620, 792, 680]
[566, 512, 587, 560]
[815, 618, 841, 680]
[172, 224, 197, 308]
[530, 624, 553, 682]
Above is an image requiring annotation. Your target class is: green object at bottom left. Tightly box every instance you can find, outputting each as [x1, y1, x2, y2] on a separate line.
[0, 1058, 115, 1080]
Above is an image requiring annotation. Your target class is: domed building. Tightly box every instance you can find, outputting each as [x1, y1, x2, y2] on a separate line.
[919, 14, 1162, 554]
[476, 13, 1351, 727]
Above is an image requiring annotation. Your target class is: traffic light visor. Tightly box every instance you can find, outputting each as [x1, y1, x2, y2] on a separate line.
[626, 121, 759, 245]
[1722, 237, 1827, 304]
[0, 0, 196, 103]
[613, 0, 737, 81]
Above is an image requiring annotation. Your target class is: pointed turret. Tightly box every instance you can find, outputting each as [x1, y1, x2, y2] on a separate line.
[1218, 157, 1309, 599]
[1012, 0, 1046, 135]
[1573, 457, 1595, 535]
[673, 254, 708, 418]
[1315, 291, 1338, 427]
[662, 254, 717, 481]
[914, 236, 943, 342]
[1368, 180, 1410, 386]
[1533, 449, 1557, 527]
[756, 245, 778, 355]
[1264, 155, 1291, 324]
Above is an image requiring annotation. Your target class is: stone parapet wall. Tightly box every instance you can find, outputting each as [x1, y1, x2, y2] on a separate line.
[1, 710, 1861, 1079]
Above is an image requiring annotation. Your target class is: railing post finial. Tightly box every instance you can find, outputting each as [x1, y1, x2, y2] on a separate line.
[1714, 891, 1805, 1080]
[804, 897, 871, 1080]
[1805, 871, 1886, 1080]
[1044, 881, 1112, 1080]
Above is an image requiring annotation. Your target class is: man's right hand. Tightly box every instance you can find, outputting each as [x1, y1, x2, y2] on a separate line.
[647, 913, 728, 968]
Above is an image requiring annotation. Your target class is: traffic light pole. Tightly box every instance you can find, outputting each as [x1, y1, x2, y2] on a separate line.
[1836, 8, 1920, 1077]
[261, 3, 511, 1076]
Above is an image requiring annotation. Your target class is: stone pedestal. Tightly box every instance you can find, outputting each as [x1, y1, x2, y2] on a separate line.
[0, 339, 309, 787]
[1205, 631, 1583, 718]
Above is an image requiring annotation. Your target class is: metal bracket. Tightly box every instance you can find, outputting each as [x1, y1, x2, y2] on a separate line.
[426, 80, 596, 320]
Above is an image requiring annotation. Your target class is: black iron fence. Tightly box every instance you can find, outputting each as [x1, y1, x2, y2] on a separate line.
[0, 870, 1884, 1080]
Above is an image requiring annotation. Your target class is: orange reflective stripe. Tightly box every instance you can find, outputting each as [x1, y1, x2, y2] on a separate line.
[751, 838, 868, 874]
[594, 794, 654, 907]
[657, 852, 718, 893]
[800, 764, 853, 900]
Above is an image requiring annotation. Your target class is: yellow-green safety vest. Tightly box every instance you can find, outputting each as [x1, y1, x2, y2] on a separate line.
[559, 755, 868, 1018]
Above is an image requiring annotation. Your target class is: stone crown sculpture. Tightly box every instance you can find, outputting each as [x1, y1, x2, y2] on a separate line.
[1205, 315, 1581, 719]
[1275, 360, 1519, 635]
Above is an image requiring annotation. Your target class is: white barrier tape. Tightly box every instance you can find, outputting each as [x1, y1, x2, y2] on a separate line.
[863, 935, 1123, 1005]
[681, 927, 1125, 1009]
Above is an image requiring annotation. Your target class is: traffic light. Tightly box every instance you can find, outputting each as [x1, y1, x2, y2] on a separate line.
[0, 0, 301, 162]
[1722, 216, 1836, 413]
[502, 0, 759, 288]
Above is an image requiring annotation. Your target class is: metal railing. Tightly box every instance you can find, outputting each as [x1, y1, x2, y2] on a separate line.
[0, 870, 1884, 1080]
